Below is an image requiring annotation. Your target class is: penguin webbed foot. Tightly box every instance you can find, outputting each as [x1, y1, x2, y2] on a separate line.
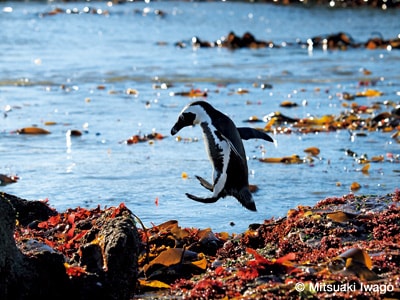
[195, 175, 213, 191]
[185, 193, 219, 203]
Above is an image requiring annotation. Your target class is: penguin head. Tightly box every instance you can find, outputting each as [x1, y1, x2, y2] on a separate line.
[171, 101, 210, 135]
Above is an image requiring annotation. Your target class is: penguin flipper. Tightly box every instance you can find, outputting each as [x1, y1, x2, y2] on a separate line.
[186, 193, 219, 203]
[217, 132, 246, 163]
[195, 175, 213, 191]
[237, 127, 274, 142]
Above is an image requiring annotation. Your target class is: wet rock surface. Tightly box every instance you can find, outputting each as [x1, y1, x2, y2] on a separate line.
[0, 192, 139, 300]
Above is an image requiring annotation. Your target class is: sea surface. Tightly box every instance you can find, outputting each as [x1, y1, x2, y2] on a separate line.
[1, 1, 399, 233]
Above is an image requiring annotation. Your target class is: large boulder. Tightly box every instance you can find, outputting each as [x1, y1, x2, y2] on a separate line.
[0, 192, 139, 300]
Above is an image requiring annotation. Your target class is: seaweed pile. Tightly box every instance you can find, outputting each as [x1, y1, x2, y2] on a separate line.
[1, 189, 399, 299]
[257, 96, 400, 137]
[136, 191, 400, 299]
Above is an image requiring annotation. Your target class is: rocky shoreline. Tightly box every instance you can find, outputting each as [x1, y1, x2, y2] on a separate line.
[0, 192, 139, 300]
[1, 190, 399, 299]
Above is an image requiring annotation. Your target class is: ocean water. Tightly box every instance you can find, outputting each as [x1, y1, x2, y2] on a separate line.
[1, 1, 399, 233]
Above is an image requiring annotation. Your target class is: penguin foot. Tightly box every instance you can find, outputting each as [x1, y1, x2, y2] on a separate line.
[195, 175, 213, 191]
[185, 193, 219, 203]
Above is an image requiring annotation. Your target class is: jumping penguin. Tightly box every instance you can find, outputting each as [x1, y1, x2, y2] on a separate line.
[171, 101, 274, 211]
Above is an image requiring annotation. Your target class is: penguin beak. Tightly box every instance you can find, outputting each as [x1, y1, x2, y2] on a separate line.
[171, 123, 180, 135]
[171, 115, 185, 135]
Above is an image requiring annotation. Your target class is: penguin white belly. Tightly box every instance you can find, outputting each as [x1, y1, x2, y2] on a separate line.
[201, 126, 230, 197]
[211, 141, 230, 198]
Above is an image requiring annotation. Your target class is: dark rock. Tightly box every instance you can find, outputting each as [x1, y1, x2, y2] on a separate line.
[101, 217, 139, 300]
[80, 243, 104, 273]
[0, 192, 139, 300]
[1, 193, 68, 300]
[0, 192, 25, 300]
[76, 215, 140, 300]
[0, 192, 57, 226]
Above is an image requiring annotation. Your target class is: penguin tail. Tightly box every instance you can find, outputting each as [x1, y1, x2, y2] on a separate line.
[237, 188, 257, 212]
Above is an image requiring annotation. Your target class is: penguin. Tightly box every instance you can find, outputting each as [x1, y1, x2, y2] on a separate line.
[171, 100, 274, 211]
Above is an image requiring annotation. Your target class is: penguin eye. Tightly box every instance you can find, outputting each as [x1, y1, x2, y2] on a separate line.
[182, 112, 196, 124]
